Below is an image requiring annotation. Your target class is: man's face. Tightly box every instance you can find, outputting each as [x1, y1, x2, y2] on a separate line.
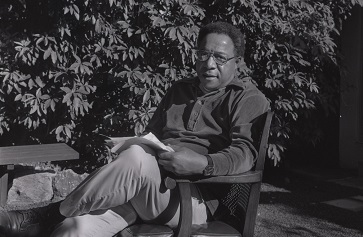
[196, 33, 238, 94]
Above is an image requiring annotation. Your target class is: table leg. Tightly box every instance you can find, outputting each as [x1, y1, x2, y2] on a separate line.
[0, 165, 14, 206]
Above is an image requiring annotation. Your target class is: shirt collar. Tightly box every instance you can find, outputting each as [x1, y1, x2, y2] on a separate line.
[188, 76, 249, 92]
[227, 77, 250, 89]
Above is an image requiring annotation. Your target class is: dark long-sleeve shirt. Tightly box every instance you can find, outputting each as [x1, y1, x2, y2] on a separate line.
[146, 76, 270, 176]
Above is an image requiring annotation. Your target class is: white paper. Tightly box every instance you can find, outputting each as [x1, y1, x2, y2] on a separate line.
[105, 132, 174, 154]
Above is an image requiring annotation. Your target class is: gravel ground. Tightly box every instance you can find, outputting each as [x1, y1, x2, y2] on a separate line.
[255, 174, 363, 237]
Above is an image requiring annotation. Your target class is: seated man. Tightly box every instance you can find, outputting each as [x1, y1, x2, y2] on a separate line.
[0, 21, 269, 237]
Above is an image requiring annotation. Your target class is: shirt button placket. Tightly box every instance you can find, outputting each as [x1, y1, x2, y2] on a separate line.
[187, 100, 203, 131]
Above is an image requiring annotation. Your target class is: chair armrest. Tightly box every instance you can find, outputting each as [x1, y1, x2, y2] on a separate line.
[164, 170, 262, 189]
[194, 170, 262, 184]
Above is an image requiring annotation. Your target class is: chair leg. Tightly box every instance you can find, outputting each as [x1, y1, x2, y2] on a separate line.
[0, 171, 8, 206]
[175, 182, 192, 237]
[242, 183, 261, 237]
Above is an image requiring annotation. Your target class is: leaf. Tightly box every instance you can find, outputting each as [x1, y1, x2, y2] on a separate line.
[55, 126, 63, 135]
[51, 51, 57, 64]
[65, 28, 71, 36]
[143, 89, 150, 104]
[30, 105, 38, 114]
[27, 79, 35, 88]
[65, 126, 72, 138]
[15, 94, 22, 101]
[73, 97, 81, 110]
[62, 93, 72, 103]
[60, 87, 71, 93]
[43, 47, 52, 60]
[36, 37, 44, 46]
[168, 27, 177, 40]
[50, 100, 56, 111]
[36, 88, 42, 97]
[73, 4, 79, 14]
[176, 29, 183, 43]
[64, 7, 69, 14]
[127, 28, 134, 37]
[95, 19, 101, 32]
[35, 77, 45, 88]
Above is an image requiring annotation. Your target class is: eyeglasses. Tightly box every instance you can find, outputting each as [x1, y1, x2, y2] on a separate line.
[194, 49, 237, 65]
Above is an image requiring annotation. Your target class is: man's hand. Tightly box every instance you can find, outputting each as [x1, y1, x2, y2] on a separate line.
[158, 146, 208, 176]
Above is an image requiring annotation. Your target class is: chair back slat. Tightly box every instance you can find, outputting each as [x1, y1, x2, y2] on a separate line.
[255, 111, 273, 171]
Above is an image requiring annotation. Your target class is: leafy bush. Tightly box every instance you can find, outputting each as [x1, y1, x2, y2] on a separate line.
[0, 0, 362, 171]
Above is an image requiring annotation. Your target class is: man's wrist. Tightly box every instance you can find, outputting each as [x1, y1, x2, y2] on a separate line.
[202, 155, 214, 176]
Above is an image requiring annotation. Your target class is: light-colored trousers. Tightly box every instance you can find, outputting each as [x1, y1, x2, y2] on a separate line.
[50, 145, 209, 237]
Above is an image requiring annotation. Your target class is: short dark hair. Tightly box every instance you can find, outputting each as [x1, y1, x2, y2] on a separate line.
[197, 22, 245, 57]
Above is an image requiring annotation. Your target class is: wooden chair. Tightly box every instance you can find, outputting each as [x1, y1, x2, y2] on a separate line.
[117, 111, 273, 237]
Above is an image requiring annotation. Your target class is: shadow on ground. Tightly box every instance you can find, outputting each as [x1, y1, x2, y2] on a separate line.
[255, 171, 363, 237]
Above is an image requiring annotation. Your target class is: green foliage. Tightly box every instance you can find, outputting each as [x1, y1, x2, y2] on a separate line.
[0, 0, 362, 171]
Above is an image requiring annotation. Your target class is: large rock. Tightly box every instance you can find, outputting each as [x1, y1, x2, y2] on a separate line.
[7, 172, 56, 207]
[52, 169, 88, 201]
[5, 168, 89, 208]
